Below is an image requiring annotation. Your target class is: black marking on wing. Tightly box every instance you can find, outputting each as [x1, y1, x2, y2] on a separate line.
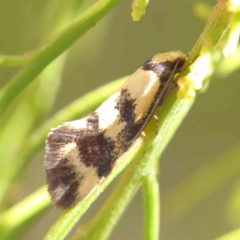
[76, 112, 115, 177]
[143, 59, 185, 84]
[115, 88, 136, 123]
[114, 88, 143, 152]
[46, 158, 81, 209]
[45, 125, 83, 209]
[143, 59, 167, 77]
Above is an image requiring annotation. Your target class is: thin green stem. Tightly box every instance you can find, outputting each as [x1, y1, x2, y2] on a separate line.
[0, 0, 122, 115]
[0, 186, 50, 240]
[0, 55, 29, 66]
[194, 0, 232, 52]
[142, 160, 160, 240]
[180, 0, 232, 68]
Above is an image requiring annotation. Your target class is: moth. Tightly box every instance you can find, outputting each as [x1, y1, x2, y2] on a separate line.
[44, 51, 186, 209]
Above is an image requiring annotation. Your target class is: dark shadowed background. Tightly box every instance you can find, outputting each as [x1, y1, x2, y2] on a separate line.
[1, 0, 240, 239]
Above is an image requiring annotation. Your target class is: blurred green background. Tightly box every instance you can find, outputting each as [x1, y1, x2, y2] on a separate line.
[1, 0, 240, 239]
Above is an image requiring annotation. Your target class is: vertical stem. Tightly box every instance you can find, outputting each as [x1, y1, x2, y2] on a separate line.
[142, 160, 160, 240]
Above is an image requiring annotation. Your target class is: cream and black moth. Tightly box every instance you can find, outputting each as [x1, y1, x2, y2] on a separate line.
[44, 51, 187, 210]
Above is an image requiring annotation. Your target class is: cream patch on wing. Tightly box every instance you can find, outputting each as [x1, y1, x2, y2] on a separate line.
[64, 118, 88, 130]
[95, 91, 127, 139]
[104, 120, 127, 140]
[122, 69, 160, 121]
[96, 92, 121, 130]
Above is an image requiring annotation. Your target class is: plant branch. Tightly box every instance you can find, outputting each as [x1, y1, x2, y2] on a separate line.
[142, 160, 160, 240]
[0, 55, 29, 66]
[0, 0, 122, 115]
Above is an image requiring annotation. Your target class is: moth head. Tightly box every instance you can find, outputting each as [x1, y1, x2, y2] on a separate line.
[152, 50, 186, 72]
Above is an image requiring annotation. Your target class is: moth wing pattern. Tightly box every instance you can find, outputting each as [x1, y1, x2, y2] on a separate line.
[44, 51, 186, 209]
[45, 120, 102, 209]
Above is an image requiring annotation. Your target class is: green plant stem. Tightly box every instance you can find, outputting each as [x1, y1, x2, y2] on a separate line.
[142, 160, 160, 240]
[0, 55, 29, 66]
[0, 77, 125, 204]
[182, 0, 232, 66]
[141, 99, 195, 240]
[194, 0, 231, 52]
[0, 0, 123, 115]
[0, 186, 50, 240]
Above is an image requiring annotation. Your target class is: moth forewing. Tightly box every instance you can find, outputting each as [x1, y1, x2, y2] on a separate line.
[44, 50, 186, 209]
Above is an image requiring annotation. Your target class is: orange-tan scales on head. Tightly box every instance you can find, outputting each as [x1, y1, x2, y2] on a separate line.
[44, 51, 186, 210]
